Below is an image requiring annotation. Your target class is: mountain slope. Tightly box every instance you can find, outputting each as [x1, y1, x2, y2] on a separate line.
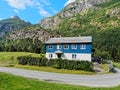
[7, 24, 57, 42]
[40, 0, 107, 30]
[55, 0, 120, 60]
[40, 0, 120, 61]
[0, 15, 31, 37]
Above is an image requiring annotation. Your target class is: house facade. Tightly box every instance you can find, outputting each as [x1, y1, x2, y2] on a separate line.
[45, 36, 92, 61]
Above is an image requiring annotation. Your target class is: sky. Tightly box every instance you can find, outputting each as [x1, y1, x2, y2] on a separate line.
[0, 0, 76, 24]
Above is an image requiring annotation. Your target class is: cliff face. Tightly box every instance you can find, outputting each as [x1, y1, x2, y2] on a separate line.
[7, 25, 57, 43]
[40, 0, 107, 30]
[0, 16, 31, 37]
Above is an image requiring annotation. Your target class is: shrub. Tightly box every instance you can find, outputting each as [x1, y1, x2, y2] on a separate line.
[17, 56, 47, 66]
[17, 56, 93, 71]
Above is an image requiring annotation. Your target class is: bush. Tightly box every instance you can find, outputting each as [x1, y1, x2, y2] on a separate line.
[47, 59, 93, 71]
[17, 56, 48, 66]
[17, 56, 93, 71]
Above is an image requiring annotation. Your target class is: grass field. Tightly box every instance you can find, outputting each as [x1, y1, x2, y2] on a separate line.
[0, 52, 41, 66]
[0, 72, 120, 90]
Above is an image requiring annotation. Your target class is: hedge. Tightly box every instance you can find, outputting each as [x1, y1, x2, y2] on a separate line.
[17, 56, 93, 71]
[17, 56, 47, 66]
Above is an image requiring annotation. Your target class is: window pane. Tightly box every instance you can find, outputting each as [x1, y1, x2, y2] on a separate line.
[49, 54, 53, 58]
[72, 44, 77, 49]
[64, 44, 69, 49]
[72, 54, 77, 59]
[80, 44, 86, 49]
[57, 45, 61, 49]
[48, 45, 52, 49]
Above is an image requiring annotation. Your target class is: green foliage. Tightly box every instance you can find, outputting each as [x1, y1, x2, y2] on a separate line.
[55, 0, 120, 62]
[0, 38, 45, 54]
[17, 56, 47, 66]
[17, 56, 93, 71]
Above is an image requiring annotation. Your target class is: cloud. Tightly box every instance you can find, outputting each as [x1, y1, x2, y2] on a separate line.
[48, 7, 58, 14]
[40, 0, 51, 6]
[39, 7, 51, 17]
[14, 9, 19, 14]
[6, 0, 33, 10]
[64, 0, 76, 6]
[6, 0, 58, 17]
[0, 18, 2, 20]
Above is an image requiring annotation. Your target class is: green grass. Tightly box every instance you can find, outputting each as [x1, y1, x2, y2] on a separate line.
[0, 52, 41, 66]
[113, 62, 120, 69]
[0, 72, 120, 90]
[14, 65, 95, 75]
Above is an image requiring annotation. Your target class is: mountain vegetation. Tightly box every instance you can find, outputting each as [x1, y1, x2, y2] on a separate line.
[54, 0, 120, 61]
[0, 15, 31, 37]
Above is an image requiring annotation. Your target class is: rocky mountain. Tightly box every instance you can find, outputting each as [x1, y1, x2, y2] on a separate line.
[7, 25, 57, 42]
[40, 0, 107, 30]
[0, 15, 31, 37]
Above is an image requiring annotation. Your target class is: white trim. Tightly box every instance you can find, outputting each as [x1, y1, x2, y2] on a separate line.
[72, 44, 77, 49]
[80, 44, 86, 50]
[57, 44, 62, 49]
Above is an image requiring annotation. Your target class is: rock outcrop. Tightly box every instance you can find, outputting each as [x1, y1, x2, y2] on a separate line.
[40, 0, 107, 30]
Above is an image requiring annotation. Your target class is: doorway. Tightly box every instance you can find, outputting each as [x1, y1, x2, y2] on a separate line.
[57, 54, 61, 58]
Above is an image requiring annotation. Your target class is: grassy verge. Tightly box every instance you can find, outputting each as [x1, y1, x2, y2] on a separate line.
[0, 72, 120, 90]
[113, 62, 120, 69]
[14, 65, 95, 75]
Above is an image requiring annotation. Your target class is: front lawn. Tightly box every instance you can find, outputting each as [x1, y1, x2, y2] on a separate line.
[0, 72, 120, 90]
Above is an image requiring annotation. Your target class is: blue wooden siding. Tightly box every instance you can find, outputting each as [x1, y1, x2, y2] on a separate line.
[46, 43, 92, 54]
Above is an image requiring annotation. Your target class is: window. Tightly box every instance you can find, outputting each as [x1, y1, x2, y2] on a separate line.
[49, 54, 53, 58]
[57, 44, 62, 49]
[80, 44, 86, 49]
[48, 45, 53, 49]
[72, 44, 77, 49]
[72, 54, 77, 59]
[64, 44, 69, 49]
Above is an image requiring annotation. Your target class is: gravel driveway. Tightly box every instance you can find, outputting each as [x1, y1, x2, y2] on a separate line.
[0, 67, 120, 87]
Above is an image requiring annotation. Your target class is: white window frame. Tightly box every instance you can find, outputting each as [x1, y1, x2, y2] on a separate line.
[64, 44, 69, 49]
[80, 44, 86, 49]
[57, 44, 62, 49]
[48, 45, 53, 49]
[72, 44, 77, 49]
[72, 54, 77, 59]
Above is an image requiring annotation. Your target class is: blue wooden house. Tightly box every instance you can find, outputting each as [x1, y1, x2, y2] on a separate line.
[45, 36, 92, 61]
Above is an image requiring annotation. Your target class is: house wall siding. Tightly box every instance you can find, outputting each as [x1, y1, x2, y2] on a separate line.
[46, 53, 91, 61]
[46, 43, 92, 54]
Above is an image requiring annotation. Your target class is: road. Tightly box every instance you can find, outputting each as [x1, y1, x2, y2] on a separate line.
[0, 67, 120, 87]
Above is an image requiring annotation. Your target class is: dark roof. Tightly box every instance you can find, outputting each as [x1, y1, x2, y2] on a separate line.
[45, 36, 92, 44]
